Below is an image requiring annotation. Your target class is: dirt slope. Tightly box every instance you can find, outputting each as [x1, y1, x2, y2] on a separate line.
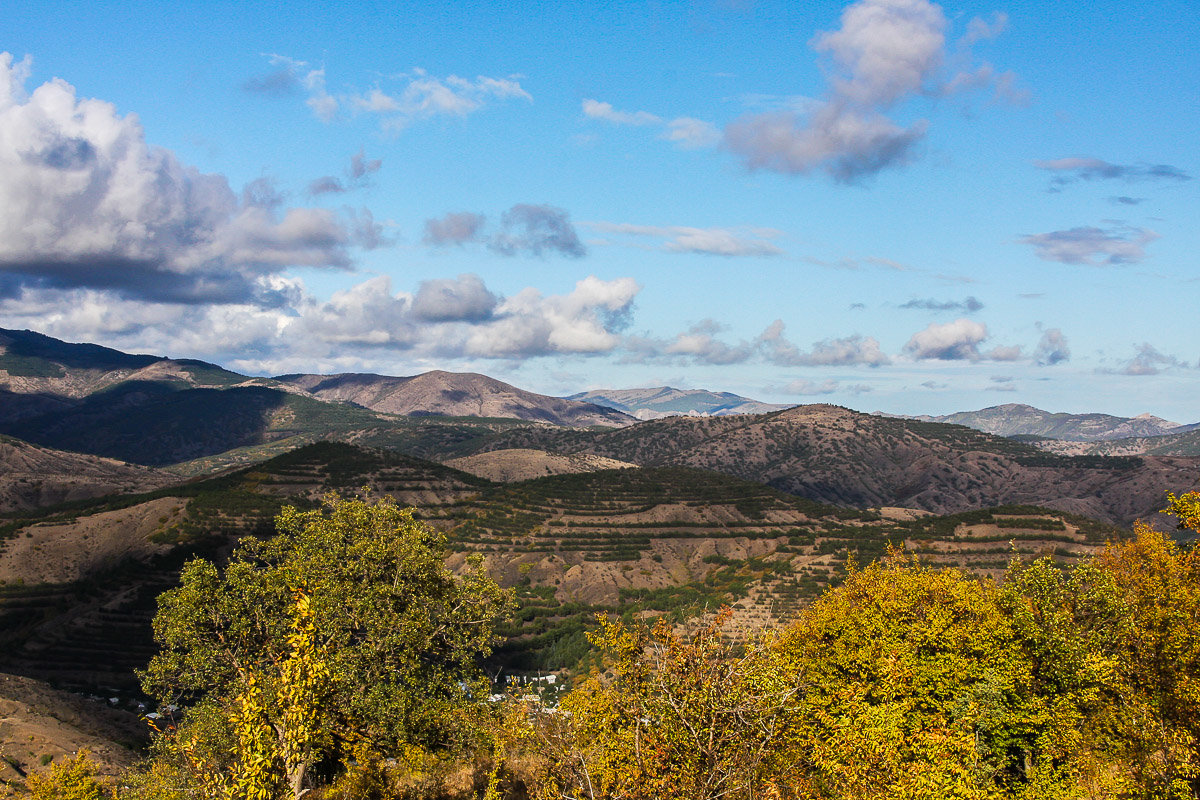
[444, 448, 637, 482]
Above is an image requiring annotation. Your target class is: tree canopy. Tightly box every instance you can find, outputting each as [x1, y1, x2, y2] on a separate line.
[140, 493, 514, 798]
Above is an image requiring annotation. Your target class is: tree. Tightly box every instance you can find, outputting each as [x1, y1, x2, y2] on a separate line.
[529, 609, 796, 800]
[25, 751, 115, 800]
[141, 493, 514, 798]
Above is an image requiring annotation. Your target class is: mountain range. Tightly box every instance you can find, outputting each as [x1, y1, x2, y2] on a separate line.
[279, 370, 633, 426]
[2, 325, 1198, 765]
[2, 327, 1198, 525]
[566, 386, 792, 420]
[892, 403, 1195, 442]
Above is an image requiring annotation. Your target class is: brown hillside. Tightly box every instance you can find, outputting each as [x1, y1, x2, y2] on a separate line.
[476, 404, 1198, 525]
[0, 673, 145, 785]
[444, 448, 638, 482]
[0, 437, 174, 513]
[276, 370, 635, 427]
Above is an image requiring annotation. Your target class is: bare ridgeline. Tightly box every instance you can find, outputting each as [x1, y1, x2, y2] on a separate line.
[2, 326, 1199, 796]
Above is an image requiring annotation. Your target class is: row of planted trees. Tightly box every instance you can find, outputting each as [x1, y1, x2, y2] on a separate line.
[23, 493, 1200, 800]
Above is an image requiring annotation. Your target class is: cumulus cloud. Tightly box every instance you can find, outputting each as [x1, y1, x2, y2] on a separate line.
[899, 296, 983, 312]
[489, 204, 587, 258]
[1035, 157, 1192, 190]
[1, 273, 644, 370]
[723, 0, 1015, 182]
[813, 0, 949, 106]
[902, 318, 1020, 361]
[0, 55, 376, 306]
[758, 320, 890, 366]
[1020, 225, 1159, 266]
[1112, 343, 1184, 376]
[724, 106, 926, 183]
[588, 222, 783, 257]
[652, 320, 754, 365]
[411, 274, 497, 322]
[1033, 327, 1070, 365]
[582, 99, 722, 150]
[423, 212, 487, 246]
[462, 276, 639, 357]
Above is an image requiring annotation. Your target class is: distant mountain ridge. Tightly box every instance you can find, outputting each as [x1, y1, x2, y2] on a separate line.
[887, 403, 1192, 442]
[276, 370, 635, 427]
[469, 403, 1196, 525]
[567, 386, 792, 420]
[0, 329, 635, 467]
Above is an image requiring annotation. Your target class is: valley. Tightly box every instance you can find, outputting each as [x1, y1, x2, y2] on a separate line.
[0, 327, 1195, 783]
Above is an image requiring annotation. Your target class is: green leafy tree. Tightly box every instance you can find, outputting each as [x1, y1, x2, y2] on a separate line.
[141, 493, 514, 798]
[25, 751, 115, 800]
[529, 609, 795, 800]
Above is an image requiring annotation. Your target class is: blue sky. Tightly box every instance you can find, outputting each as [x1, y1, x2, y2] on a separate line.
[1, 0, 1197, 419]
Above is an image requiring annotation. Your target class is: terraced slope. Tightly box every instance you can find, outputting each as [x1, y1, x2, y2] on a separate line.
[0, 440, 1126, 688]
[428, 467, 1122, 668]
[0, 442, 486, 691]
[0, 435, 172, 512]
[469, 404, 1196, 525]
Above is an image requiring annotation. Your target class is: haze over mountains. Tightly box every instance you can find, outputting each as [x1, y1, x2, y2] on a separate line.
[2, 327, 1198, 514]
[567, 386, 793, 420]
[897, 403, 1194, 441]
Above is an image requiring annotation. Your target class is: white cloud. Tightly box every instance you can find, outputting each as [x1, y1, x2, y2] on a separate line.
[812, 0, 948, 107]
[1033, 327, 1070, 365]
[588, 222, 783, 257]
[1110, 343, 1184, 376]
[355, 69, 531, 131]
[411, 274, 497, 322]
[723, 0, 1014, 181]
[464, 276, 640, 357]
[0, 54, 369, 306]
[663, 320, 756, 365]
[662, 117, 722, 149]
[0, 273, 643, 369]
[582, 99, 661, 126]
[758, 320, 890, 366]
[254, 56, 531, 130]
[903, 318, 987, 360]
[582, 99, 721, 151]
[1020, 225, 1159, 266]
